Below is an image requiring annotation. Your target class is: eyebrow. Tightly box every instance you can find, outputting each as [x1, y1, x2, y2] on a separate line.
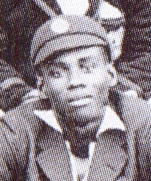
[50, 61, 69, 70]
[78, 56, 94, 63]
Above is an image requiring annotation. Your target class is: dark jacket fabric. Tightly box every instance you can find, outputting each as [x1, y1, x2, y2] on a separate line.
[0, 96, 151, 181]
[0, 23, 31, 111]
[0, 58, 32, 111]
[0, 0, 59, 87]
[0, 0, 59, 110]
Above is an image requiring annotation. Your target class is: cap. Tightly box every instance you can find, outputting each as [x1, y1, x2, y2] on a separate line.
[31, 15, 109, 65]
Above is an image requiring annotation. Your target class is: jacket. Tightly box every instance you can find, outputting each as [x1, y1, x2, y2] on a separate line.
[0, 95, 151, 180]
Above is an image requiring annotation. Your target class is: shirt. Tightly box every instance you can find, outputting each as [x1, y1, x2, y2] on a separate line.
[34, 106, 125, 181]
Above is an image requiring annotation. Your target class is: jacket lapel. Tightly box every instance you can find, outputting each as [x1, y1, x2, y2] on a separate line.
[36, 126, 73, 181]
[87, 130, 128, 181]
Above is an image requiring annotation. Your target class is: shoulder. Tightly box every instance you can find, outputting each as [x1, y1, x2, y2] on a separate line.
[0, 99, 51, 177]
[0, 114, 29, 180]
[117, 96, 151, 155]
[0, 98, 52, 178]
[116, 96, 151, 128]
[0, 100, 40, 153]
[118, 96, 151, 179]
[3, 98, 51, 134]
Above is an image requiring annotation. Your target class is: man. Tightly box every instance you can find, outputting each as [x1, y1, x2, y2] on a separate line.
[0, 0, 119, 111]
[0, 0, 145, 111]
[2, 0, 149, 89]
[0, 15, 150, 181]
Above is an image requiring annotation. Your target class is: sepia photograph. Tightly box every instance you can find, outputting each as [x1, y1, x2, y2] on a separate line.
[0, 0, 150, 180]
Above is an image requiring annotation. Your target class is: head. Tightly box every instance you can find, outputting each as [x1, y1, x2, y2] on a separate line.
[104, 21, 125, 60]
[98, 1, 125, 60]
[31, 15, 117, 129]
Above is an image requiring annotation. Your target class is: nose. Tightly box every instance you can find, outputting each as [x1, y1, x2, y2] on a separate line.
[67, 69, 86, 90]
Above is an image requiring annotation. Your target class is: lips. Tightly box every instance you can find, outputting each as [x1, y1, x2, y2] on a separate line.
[68, 95, 93, 107]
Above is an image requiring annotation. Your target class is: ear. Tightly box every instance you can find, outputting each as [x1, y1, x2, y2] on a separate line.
[37, 76, 43, 91]
[37, 76, 48, 99]
[107, 64, 117, 87]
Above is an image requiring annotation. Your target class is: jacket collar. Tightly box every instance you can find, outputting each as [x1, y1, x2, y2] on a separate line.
[36, 129, 73, 180]
[34, 105, 126, 135]
[87, 129, 128, 180]
[34, 106, 127, 180]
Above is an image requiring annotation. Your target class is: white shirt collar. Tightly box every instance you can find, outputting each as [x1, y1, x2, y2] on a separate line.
[34, 106, 126, 135]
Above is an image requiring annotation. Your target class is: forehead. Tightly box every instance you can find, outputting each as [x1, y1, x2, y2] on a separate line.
[55, 46, 107, 64]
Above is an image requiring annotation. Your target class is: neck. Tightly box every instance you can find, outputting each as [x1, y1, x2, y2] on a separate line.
[54, 108, 106, 158]
[55, 105, 107, 134]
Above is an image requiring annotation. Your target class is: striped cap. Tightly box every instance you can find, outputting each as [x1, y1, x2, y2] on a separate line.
[31, 15, 110, 65]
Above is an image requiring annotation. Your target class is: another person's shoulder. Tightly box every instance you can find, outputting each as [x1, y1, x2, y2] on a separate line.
[118, 95, 151, 131]
[0, 106, 30, 180]
[0, 98, 52, 178]
[3, 98, 51, 134]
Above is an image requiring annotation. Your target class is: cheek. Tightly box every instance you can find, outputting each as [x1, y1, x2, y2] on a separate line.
[88, 68, 108, 84]
[107, 32, 115, 43]
[43, 78, 68, 102]
[93, 77, 110, 94]
[88, 70, 110, 95]
[93, 79, 110, 106]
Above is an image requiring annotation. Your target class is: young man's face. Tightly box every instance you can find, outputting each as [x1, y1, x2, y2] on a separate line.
[107, 26, 125, 60]
[41, 46, 115, 126]
[98, 1, 125, 60]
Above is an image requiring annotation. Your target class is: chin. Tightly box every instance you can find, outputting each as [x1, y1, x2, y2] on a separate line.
[70, 108, 101, 127]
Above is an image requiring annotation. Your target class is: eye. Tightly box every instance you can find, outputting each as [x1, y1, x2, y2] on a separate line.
[80, 62, 97, 73]
[47, 69, 63, 79]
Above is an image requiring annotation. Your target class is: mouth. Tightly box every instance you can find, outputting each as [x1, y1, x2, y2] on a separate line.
[68, 95, 93, 107]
